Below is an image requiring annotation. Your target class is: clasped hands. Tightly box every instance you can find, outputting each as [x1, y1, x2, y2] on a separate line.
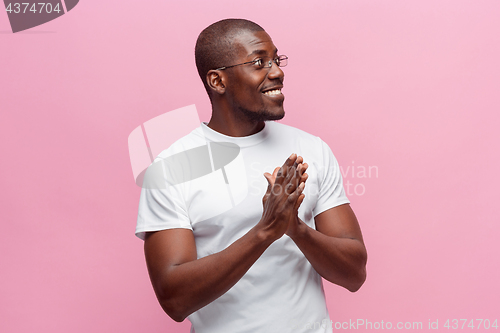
[259, 153, 308, 241]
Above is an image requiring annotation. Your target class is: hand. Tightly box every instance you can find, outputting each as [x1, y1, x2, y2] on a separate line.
[257, 154, 308, 242]
[264, 156, 309, 238]
[263, 156, 309, 204]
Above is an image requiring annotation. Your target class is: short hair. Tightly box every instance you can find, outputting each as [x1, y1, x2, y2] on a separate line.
[195, 19, 265, 96]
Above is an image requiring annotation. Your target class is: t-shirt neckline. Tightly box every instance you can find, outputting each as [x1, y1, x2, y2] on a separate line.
[199, 122, 272, 147]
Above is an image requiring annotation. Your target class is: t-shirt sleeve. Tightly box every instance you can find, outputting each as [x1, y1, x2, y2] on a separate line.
[135, 179, 192, 241]
[312, 139, 350, 217]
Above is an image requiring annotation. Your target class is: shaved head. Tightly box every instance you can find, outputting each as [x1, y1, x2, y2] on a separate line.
[195, 19, 265, 96]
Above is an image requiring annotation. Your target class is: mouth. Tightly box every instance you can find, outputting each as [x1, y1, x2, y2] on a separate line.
[262, 86, 283, 97]
[262, 89, 282, 96]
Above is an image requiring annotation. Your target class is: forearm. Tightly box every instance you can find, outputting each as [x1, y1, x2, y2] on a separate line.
[289, 220, 367, 292]
[147, 154, 305, 321]
[153, 226, 272, 321]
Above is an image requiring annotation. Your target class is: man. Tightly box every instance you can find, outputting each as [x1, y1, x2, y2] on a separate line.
[136, 19, 367, 333]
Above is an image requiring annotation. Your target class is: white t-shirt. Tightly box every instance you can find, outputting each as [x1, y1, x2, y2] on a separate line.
[136, 121, 350, 333]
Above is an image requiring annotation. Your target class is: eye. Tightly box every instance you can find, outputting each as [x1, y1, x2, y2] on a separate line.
[253, 58, 263, 68]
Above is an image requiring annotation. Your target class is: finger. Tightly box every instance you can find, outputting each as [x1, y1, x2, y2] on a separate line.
[284, 153, 297, 166]
[272, 167, 280, 178]
[288, 181, 305, 204]
[294, 161, 305, 184]
[295, 164, 306, 183]
[283, 153, 297, 170]
[294, 193, 306, 211]
[275, 166, 285, 185]
[283, 165, 298, 194]
[299, 162, 308, 175]
[290, 164, 301, 190]
[264, 167, 280, 193]
[278, 153, 297, 182]
[293, 156, 303, 169]
[299, 172, 308, 185]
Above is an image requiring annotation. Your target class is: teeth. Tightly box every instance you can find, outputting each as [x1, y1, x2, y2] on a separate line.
[263, 89, 282, 96]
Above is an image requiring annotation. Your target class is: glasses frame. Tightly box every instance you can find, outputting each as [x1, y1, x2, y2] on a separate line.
[215, 55, 288, 71]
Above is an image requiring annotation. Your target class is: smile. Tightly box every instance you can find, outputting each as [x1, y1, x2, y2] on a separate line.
[262, 89, 282, 96]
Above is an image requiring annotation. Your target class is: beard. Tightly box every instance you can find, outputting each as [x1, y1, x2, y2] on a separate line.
[234, 103, 285, 122]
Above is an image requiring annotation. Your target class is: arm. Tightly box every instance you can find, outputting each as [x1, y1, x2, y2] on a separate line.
[287, 204, 367, 292]
[265, 155, 367, 292]
[144, 154, 306, 322]
[145, 226, 270, 322]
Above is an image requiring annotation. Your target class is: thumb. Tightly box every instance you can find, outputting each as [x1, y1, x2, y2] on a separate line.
[263, 173, 273, 192]
[262, 173, 274, 204]
[263, 172, 273, 182]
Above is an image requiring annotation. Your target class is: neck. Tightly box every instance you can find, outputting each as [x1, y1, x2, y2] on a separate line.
[207, 102, 265, 137]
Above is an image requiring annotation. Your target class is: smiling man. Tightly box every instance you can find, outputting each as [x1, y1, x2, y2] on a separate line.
[136, 19, 367, 333]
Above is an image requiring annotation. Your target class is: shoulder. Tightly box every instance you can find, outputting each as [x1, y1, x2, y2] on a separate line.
[267, 122, 341, 171]
[155, 125, 206, 161]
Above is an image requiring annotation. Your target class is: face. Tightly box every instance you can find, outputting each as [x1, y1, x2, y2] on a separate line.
[223, 30, 285, 122]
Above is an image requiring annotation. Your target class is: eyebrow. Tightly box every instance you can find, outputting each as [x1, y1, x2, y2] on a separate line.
[247, 48, 278, 57]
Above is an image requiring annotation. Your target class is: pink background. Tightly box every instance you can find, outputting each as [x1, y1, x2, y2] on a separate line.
[1, 0, 499, 332]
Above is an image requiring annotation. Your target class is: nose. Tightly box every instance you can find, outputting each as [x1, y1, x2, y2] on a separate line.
[267, 61, 284, 81]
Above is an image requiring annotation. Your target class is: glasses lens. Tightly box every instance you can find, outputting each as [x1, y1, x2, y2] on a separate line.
[258, 56, 288, 68]
[277, 56, 287, 67]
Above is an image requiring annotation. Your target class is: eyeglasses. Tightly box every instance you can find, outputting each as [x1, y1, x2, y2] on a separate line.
[215, 55, 288, 71]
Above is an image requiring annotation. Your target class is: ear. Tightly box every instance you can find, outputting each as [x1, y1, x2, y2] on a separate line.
[206, 70, 226, 95]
